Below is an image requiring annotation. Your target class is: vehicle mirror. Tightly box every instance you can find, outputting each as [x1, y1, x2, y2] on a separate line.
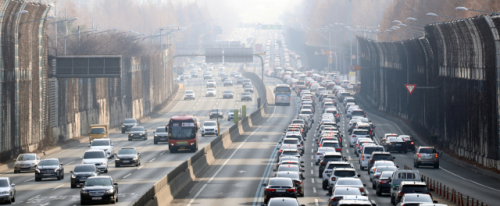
[357, 174, 361, 177]
[60, 164, 63, 166]
[363, 184, 366, 186]
[301, 161, 304, 163]
[10, 184, 15, 187]
[262, 183, 267, 187]
[433, 201, 438, 203]
[114, 183, 118, 185]
[430, 188, 434, 192]
[396, 165, 399, 168]
[70, 171, 74, 174]
[138, 152, 141, 155]
[393, 157, 395, 159]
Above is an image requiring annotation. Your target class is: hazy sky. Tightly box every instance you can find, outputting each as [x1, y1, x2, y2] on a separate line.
[222, 0, 303, 24]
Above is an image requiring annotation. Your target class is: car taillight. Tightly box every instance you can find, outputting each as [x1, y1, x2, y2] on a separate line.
[418, 153, 421, 158]
[352, 135, 356, 137]
[374, 174, 380, 178]
[411, 142, 414, 145]
[289, 97, 291, 101]
[359, 188, 364, 192]
[339, 137, 342, 141]
[379, 179, 389, 184]
[336, 148, 341, 152]
[435, 153, 439, 158]
[398, 192, 405, 196]
[275, 96, 277, 101]
[279, 150, 282, 153]
[335, 114, 339, 117]
[321, 162, 327, 165]
[316, 153, 321, 155]
[362, 154, 365, 161]
[331, 177, 336, 181]
[331, 197, 341, 201]
[372, 167, 376, 172]
[266, 188, 276, 192]
[286, 188, 296, 192]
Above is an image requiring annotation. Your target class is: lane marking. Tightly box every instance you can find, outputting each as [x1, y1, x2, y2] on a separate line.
[52, 184, 64, 190]
[66, 161, 75, 165]
[313, 187, 317, 193]
[24, 177, 34, 183]
[311, 178, 315, 183]
[149, 158, 156, 162]
[439, 167, 500, 192]
[137, 166, 144, 170]
[311, 170, 313, 174]
[315, 199, 319, 205]
[123, 173, 132, 179]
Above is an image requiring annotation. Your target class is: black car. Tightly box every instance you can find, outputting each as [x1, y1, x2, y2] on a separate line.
[318, 153, 345, 177]
[381, 137, 407, 153]
[121, 118, 139, 133]
[71, 164, 100, 188]
[128, 126, 148, 141]
[275, 172, 304, 197]
[153, 127, 168, 144]
[115, 147, 141, 167]
[375, 171, 394, 196]
[398, 135, 415, 151]
[263, 178, 297, 204]
[35, 158, 64, 181]
[80, 176, 118, 205]
[209, 109, 224, 119]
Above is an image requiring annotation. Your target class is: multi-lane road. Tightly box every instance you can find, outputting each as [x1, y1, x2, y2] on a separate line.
[2, 66, 257, 205]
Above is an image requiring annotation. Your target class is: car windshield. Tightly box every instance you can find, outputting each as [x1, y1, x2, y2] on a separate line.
[130, 127, 144, 132]
[124, 119, 136, 124]
[364, 147, 384, 154]
[336, 179, 362, 186]
[118, 149, 137, 155]
[334, 171, 356, 177]
[85, 178, 112, 187]
[301, 110, 312, 115]
[353, 130, 369, 135]
[39, 160, 59, 166]
[224, 91, 232, 94]
[74, 165, 96, 173]
[278, 166, 299, 172]
[335, 189, 361, 196]
[269, 178, 293, 187]
[242, 92, 251, 95]
[186, 91, 194, 94]
[90, 128, 106, 134]
[282, 151, 299, 155]
[327, 164, 351, 169]
[204, 122, 216, 126]
[207, 89, 215, 92]
[323, 156, 342, 162]
[283, 139, 298, 144]
[84, 151, 105, 159]
[277, 172, 300, 179]
[404, 195, 432, 203]
[380, 172, 394, 179]
[374, 162, 395, 167]
[91, 140, 110, 146]
[377, 167, 397, 173]
[275, 87, 291, 92]
[0, 180, 9, 187]
[402, 185, 429, 193]
[323, 142, 339, 148]
[373, 154, 393, 160]
[17, 154, 36, 161]
[419, 148, 437, 153]
[352, 111, 364, 116]
[156, 128, 166, 133]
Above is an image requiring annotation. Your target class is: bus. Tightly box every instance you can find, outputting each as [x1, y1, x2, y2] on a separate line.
[274, 84, 292, 106]
[167, 115, 200, 153]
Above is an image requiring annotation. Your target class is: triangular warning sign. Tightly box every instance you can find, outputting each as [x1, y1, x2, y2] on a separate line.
[405, 84, 417, 95]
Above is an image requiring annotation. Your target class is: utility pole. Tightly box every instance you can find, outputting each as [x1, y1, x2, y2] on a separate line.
[349, 0, 353, 69]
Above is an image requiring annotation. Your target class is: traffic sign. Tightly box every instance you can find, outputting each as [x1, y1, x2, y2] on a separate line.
[351, 54, 356, 60]
[405, 84, 417, 95]
[350, 65, 355, 71]
[355, 65, 361, 71]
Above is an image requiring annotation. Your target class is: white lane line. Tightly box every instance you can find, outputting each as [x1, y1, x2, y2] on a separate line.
[315, 199, 319, 205]
[310, 162, 313, 167]
[123, 173, 132, 179]
[137, 166, 144, 170]
[346, 150, 349, 153]
[24, 177, 34, 183]
[311, 155, 313, 159]
[312, 143, 314, 146]
[311, 170, 313, 174]
[439, 167, 500, 192]
[53, 184, 64, 190]
[311, 178, 315, 183]
[311, 148, 313, 152]
[313, 187, 317, 193]
[149, 158, 156, 162]
[160, 151, 165, 155]
[66, 161, 75, 165]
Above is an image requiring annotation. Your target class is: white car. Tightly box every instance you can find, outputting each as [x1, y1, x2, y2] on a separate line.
[327, 168, 360, 194]
[397, 194, 436, 206]
[321, 161, 353, 187]
[206, 88, 216, 97]
[90, 139, 114, 159]
[82, 149, 108, 173]
[201, 121, 218, 136]
[333, 177, 367, 196]
[315, 147, 337, 164]
[183, 74, 191, 80]
[358, 145, 385, 170]
[184, 90, 195, 100]
[350, 129, 371, 147]
[281, 138, 303, 154]
[206, 80, 216, 87]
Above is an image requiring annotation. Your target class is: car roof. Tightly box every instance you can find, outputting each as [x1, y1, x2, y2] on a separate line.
[87, 176, 112, 180]
[132, 126, 145, 129]
[40, 158, 59, 161]
[93, 139, 110, 142]
[283, 138, 300, 141]
[124, 118, 137, 120]
[282, 149, 299, 152]
[323, 152, 342, 156]
[85, 149, 106, 153]
[332, 168, 355, 171]
[400, 181, 427, 186]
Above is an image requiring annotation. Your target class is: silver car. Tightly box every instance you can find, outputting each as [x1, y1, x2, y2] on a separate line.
[82, 149, 108, 173]
[0, 177, 15, 203]
[414, 146, 439, 168]
[14, 153, 40, 173]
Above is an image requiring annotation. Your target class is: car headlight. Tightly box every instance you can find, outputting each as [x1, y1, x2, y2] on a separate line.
[133, 156, 138, 160]
[81, 190, 89, 194]
[101, 161, 107, 165]
[14, 161, 19, 165]
[115, 157, 120, 161]
[105, 189, 114, 194]
[129, 134, 133, 136]
[190, 142, 195, 145]
[71, 174, 76, 178]
[35, 169, 40, 173]
[54, 168, 60, 172]
[154, 135, 158, 137]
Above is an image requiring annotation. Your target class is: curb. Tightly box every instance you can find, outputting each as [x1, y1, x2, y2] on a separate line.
[354, 93, 500, 181]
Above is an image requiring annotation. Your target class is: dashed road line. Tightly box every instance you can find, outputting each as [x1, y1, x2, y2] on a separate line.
[123, 173, 132, 178]
[53, 184, 64, 190]
[149, 158, 156, 162]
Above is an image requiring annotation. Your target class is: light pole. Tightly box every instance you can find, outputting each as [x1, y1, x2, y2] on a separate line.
[64, 29, 98, 55]
[50, 16, 77, 55]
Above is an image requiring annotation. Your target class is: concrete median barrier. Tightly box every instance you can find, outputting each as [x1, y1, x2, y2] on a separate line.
[133, 71, 271, 206]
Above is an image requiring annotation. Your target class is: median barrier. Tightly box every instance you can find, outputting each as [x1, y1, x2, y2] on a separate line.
[133, 71, 270, 206]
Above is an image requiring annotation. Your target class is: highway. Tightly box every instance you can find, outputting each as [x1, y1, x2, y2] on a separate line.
[2, 65, 257, 206]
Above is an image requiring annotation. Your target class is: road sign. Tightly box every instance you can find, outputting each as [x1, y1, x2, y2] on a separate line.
[355, 65, 361, 71]
[350, 65, 355, 71]
[405, 84, 417, 95]
[351, 54, 356, 60]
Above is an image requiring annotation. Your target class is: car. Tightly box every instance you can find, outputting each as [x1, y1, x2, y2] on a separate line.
[318, 152, 344, 176]
[414, 146, 440, 168]
[396, 194, 437, 206]
[14, 153, 40, 173]
[367, 152, 395, 171]
[277, 155, 302, 167]
[394, 181, 433, 204]
[184, 90, 196, 100]
[153, 127, 168, 144]
[230, 71, 237, 77]
[337, 199, 372, 206]
[267, 197, 304, 206]
[328, 188, 363, 206]
[263, 178, 297, 204]
[354, 139, 374, 156]
[82, 149, 108, 173]
[321, 161, 353, 189]
[399, 135, 415, 151]
[0, 177, 15, 204]
[223, 90, 234, 99]
[80, 176, 118, 205]
[375, 171, 394, 196]
[223, 79, 233, 86]
[281, 138, 303, 154]
[121, 118, 139, 133]
[237, 77, 245, 84]
[35, 158, 64, 181]
[332, 178, 367, 196]
[315, 147, 338, 164]
[349, 129, 371, 147]
[370, 166, 398, 188]
[241, 92, 252, 101]
[206, 88, 216, 97]
[90, 139, 114, 159]
[183, 73, 191, 79]
[359, 145, 385, 170]
[390, 170, 424, 203]
[368, 160, 396, 175]
[114, 147, 141, 167]
[204, 73, 212, 80]
[190, 71, 198, 78]
[381, 136, 407, 153]
[279, 149, 302, 163]
[201, 121, 218, 136]
[243, 79, 251, 86]
[128, 126, 148, 141]
[227, 109, 242, 121]
[327, 168, 360, 194]
[70, 164, 100, 188]
[209, 108, 224, 119]
[244, 85, 254, 92]
[275, 171, 304, 197]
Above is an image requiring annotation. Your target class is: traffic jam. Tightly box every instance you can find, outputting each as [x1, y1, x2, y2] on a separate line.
[260, 32, 443, 206]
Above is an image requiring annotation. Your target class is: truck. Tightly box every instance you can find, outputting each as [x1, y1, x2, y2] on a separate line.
[88, 124, 109, 144]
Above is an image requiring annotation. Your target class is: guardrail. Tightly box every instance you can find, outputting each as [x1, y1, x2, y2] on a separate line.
[403, 165, 488, 206]
[133, 70, 270, 206]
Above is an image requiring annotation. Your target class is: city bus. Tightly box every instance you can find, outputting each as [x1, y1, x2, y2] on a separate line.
[167, 115, 200, 153]
[274, 84, 292, 106]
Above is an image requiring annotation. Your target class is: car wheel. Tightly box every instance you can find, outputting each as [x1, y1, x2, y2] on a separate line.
[71, 183, 76, 188]
[13, 170, 17, 174]
[128, 139, 131, 141]
[121, 130, 124, 134]
[376, 187, 382, 196]
[415, 162, 419, 168]
[57, 173, 62, 180]
[104, 169, 108, 173]
[372, 181, 376, 189]
[390, 196, 395, 205]
[35, 177, 41, 181]
[319, 173, 322, 178]
[81, 200, 86, 205]
[154, 141, 158, 144]
[360, 165, 364, 170]
[328, 187, 332, 194]
[434, 163, 439, 169]
[115, 164, 120, 167]
[202, 133, 205, 137]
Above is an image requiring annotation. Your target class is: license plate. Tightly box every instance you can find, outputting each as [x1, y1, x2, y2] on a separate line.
[92, 197, 102, 200]
[180, 147, 185, 149]
[276, 189, 286, 192]
[160, 138, 167, 140]
[395, 144, 401, 146]
[122, 161, 130, 163]
[21, 166, 29, 169]
[424, 156, 432, 159]
[81, 177, 87, 179]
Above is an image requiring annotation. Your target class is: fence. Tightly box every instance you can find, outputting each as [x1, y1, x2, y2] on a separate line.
[50, 47, 176, 142]
[358, 14, 500, 170]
